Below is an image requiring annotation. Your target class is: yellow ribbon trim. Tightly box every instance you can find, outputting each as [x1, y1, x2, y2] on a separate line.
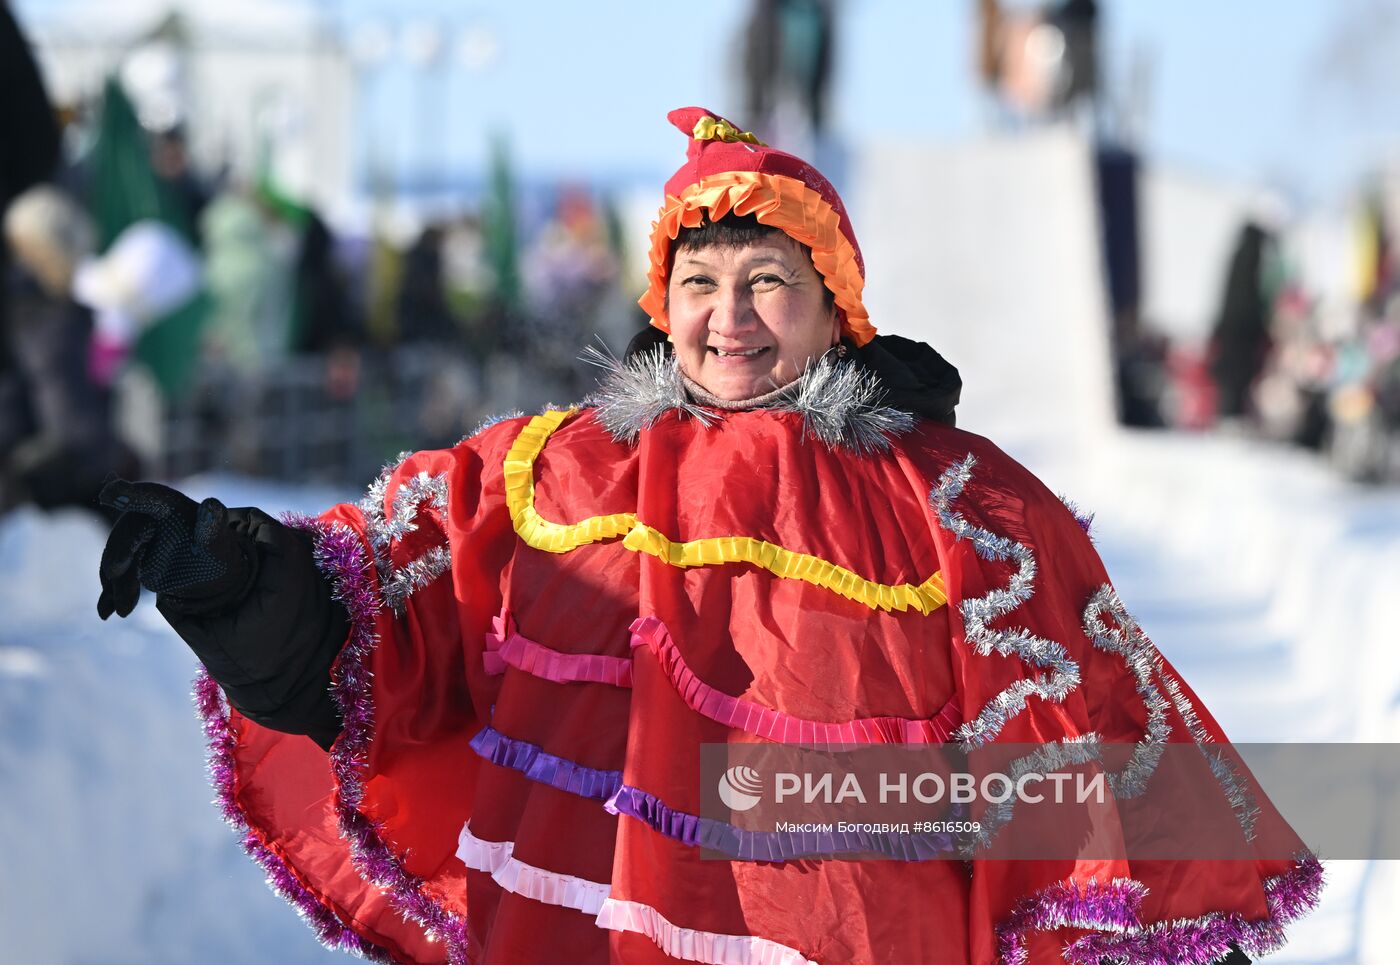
[692, 115, 767, 147]
[503, 411, 948, 615]
[503, 408, 638, 553]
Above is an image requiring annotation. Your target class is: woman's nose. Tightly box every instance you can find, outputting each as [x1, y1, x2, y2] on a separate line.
[708, 283, 756, 334]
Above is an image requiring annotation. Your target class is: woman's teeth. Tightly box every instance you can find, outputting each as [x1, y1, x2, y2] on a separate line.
[711, 347, 767, 357]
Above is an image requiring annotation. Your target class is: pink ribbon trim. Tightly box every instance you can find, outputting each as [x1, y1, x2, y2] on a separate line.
[629, 616, 961, 744]
[484, 608, 634, 687]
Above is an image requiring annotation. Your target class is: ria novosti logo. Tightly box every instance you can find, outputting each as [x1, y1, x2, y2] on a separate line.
[717, 764, 764, 811]
[714, 762, 1112, 811]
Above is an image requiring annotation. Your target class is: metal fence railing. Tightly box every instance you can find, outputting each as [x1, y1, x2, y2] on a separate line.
[158, 345, 589, 485]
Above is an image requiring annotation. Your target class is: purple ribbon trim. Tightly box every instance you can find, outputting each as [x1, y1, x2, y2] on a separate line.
[470, 724, 622, 801]
[604, 784, 960, 862]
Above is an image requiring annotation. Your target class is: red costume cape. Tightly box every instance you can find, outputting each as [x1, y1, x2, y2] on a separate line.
[198, 406, 1321, 964]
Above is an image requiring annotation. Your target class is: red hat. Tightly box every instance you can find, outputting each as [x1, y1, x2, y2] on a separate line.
[640, 106, 876, 346]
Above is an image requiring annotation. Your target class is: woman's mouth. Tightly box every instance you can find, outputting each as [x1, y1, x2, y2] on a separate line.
[708, 347, 770, 358]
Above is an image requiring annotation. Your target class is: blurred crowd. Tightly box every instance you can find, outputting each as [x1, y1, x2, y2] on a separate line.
[9, 0, 1400, 526]
[1258, 200, 1400, 483]
[0, 4, 634, 514]
[1, 0, 849, 515]
[1116, 203, 1400, 485]
[975, 0, 1400, 487]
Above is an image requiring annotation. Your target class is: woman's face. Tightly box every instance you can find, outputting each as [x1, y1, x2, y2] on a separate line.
[667, 234, 840, 401]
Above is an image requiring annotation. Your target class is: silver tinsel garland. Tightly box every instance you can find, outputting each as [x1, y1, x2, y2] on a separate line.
[358, 457, 453, 615]
[928, 454, 1083, 749]
[583, 343, 914, 453]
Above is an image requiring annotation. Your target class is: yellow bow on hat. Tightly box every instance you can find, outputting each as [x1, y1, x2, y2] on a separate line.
[691, 116, 767, 147]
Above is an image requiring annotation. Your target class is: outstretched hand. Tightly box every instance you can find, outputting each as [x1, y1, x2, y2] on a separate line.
[97, 480, 253, 619]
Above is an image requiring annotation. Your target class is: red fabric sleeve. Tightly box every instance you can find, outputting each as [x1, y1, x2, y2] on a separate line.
[927, 435, 1319, 964]
[199, 420, 526, 964]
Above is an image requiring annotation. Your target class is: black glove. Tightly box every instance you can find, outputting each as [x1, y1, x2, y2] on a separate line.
[97, 479, 258, 620]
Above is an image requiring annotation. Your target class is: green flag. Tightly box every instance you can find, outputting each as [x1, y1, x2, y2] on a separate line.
[87, 76, 206, 399]
[483, 133, 521, 314]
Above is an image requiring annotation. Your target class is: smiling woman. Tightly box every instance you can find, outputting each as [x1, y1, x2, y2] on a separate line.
[96, 106, 1320, 964]
[667, 220, 839, 401]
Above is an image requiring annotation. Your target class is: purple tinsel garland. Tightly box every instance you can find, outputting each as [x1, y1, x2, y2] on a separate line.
[1058, 494, 1096, 540]
[285, 513, 473, 964]
[193, 669, 390, 961]
[995, 853, 1325, 965]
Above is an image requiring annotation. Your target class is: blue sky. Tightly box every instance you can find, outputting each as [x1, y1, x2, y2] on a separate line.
[16, 0, 1400, 204]
[352, 0, 1400, 204]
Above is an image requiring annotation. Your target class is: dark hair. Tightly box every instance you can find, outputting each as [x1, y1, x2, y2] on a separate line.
[668, 212, 835, 308]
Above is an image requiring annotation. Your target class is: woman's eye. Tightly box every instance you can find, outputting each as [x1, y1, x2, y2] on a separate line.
[682, 275, 715, 289]
[751, 274, 784, 290]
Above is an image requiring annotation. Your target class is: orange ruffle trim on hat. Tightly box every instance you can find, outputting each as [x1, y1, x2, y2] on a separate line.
[639, 172, 877, 347]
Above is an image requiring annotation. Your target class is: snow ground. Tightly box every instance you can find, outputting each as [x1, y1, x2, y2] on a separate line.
[0, 430, 1394, 963]
[0, 478, 353, 965]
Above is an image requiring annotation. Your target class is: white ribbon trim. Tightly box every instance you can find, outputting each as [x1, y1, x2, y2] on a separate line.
[457, 823, 609, 916]
[456, 824, 818, 963]
[596, 898, 818, 965]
